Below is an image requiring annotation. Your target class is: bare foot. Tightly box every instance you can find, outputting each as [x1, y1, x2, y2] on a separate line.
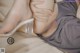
[31, 0, 58, 34]
[77, 5, 80, 19]
[0, 0, 32, 34]
[76, 0, 80, 19]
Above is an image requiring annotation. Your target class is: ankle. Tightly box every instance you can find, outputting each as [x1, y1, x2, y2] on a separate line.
[42, 21, 57, 38]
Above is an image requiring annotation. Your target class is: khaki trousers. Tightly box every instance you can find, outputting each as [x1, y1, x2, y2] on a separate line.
[0, 32, 63, 53]
[0, 0, 64, 53]
[0, 0, 14, 21]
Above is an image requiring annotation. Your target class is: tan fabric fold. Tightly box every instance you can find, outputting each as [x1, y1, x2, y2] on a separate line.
[0, 0, 15, 21]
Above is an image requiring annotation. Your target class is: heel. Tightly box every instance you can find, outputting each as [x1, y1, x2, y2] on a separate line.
[0, 18, 34, 37]
[25, 20, 33, 34]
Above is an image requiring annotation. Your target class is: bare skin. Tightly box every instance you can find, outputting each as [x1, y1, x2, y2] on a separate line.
[32, 0, 79, 37]
[76, 0, 80, 19]
[0, 0, 79, 37]
[43, 0, 80, 37]
[31, 0, 58, 37]
[77, 6, 80, 18]
[0, 0, 32, 34]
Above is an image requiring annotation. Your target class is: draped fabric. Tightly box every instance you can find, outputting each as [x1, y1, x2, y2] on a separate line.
[0, 0, 14, 21]
[0, 0, 64, 53]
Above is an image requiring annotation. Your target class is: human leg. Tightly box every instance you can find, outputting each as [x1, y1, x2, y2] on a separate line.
[0, 0, 32, 34]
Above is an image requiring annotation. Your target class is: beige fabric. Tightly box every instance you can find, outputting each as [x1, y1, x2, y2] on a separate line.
[0, 0, 15, 21]
[0, 0, 65, 53]
[3, 32, 63, 53]
[0, 0, 33, 33]
[0, 31, 64, 53]
[56, 0, 63, 2]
